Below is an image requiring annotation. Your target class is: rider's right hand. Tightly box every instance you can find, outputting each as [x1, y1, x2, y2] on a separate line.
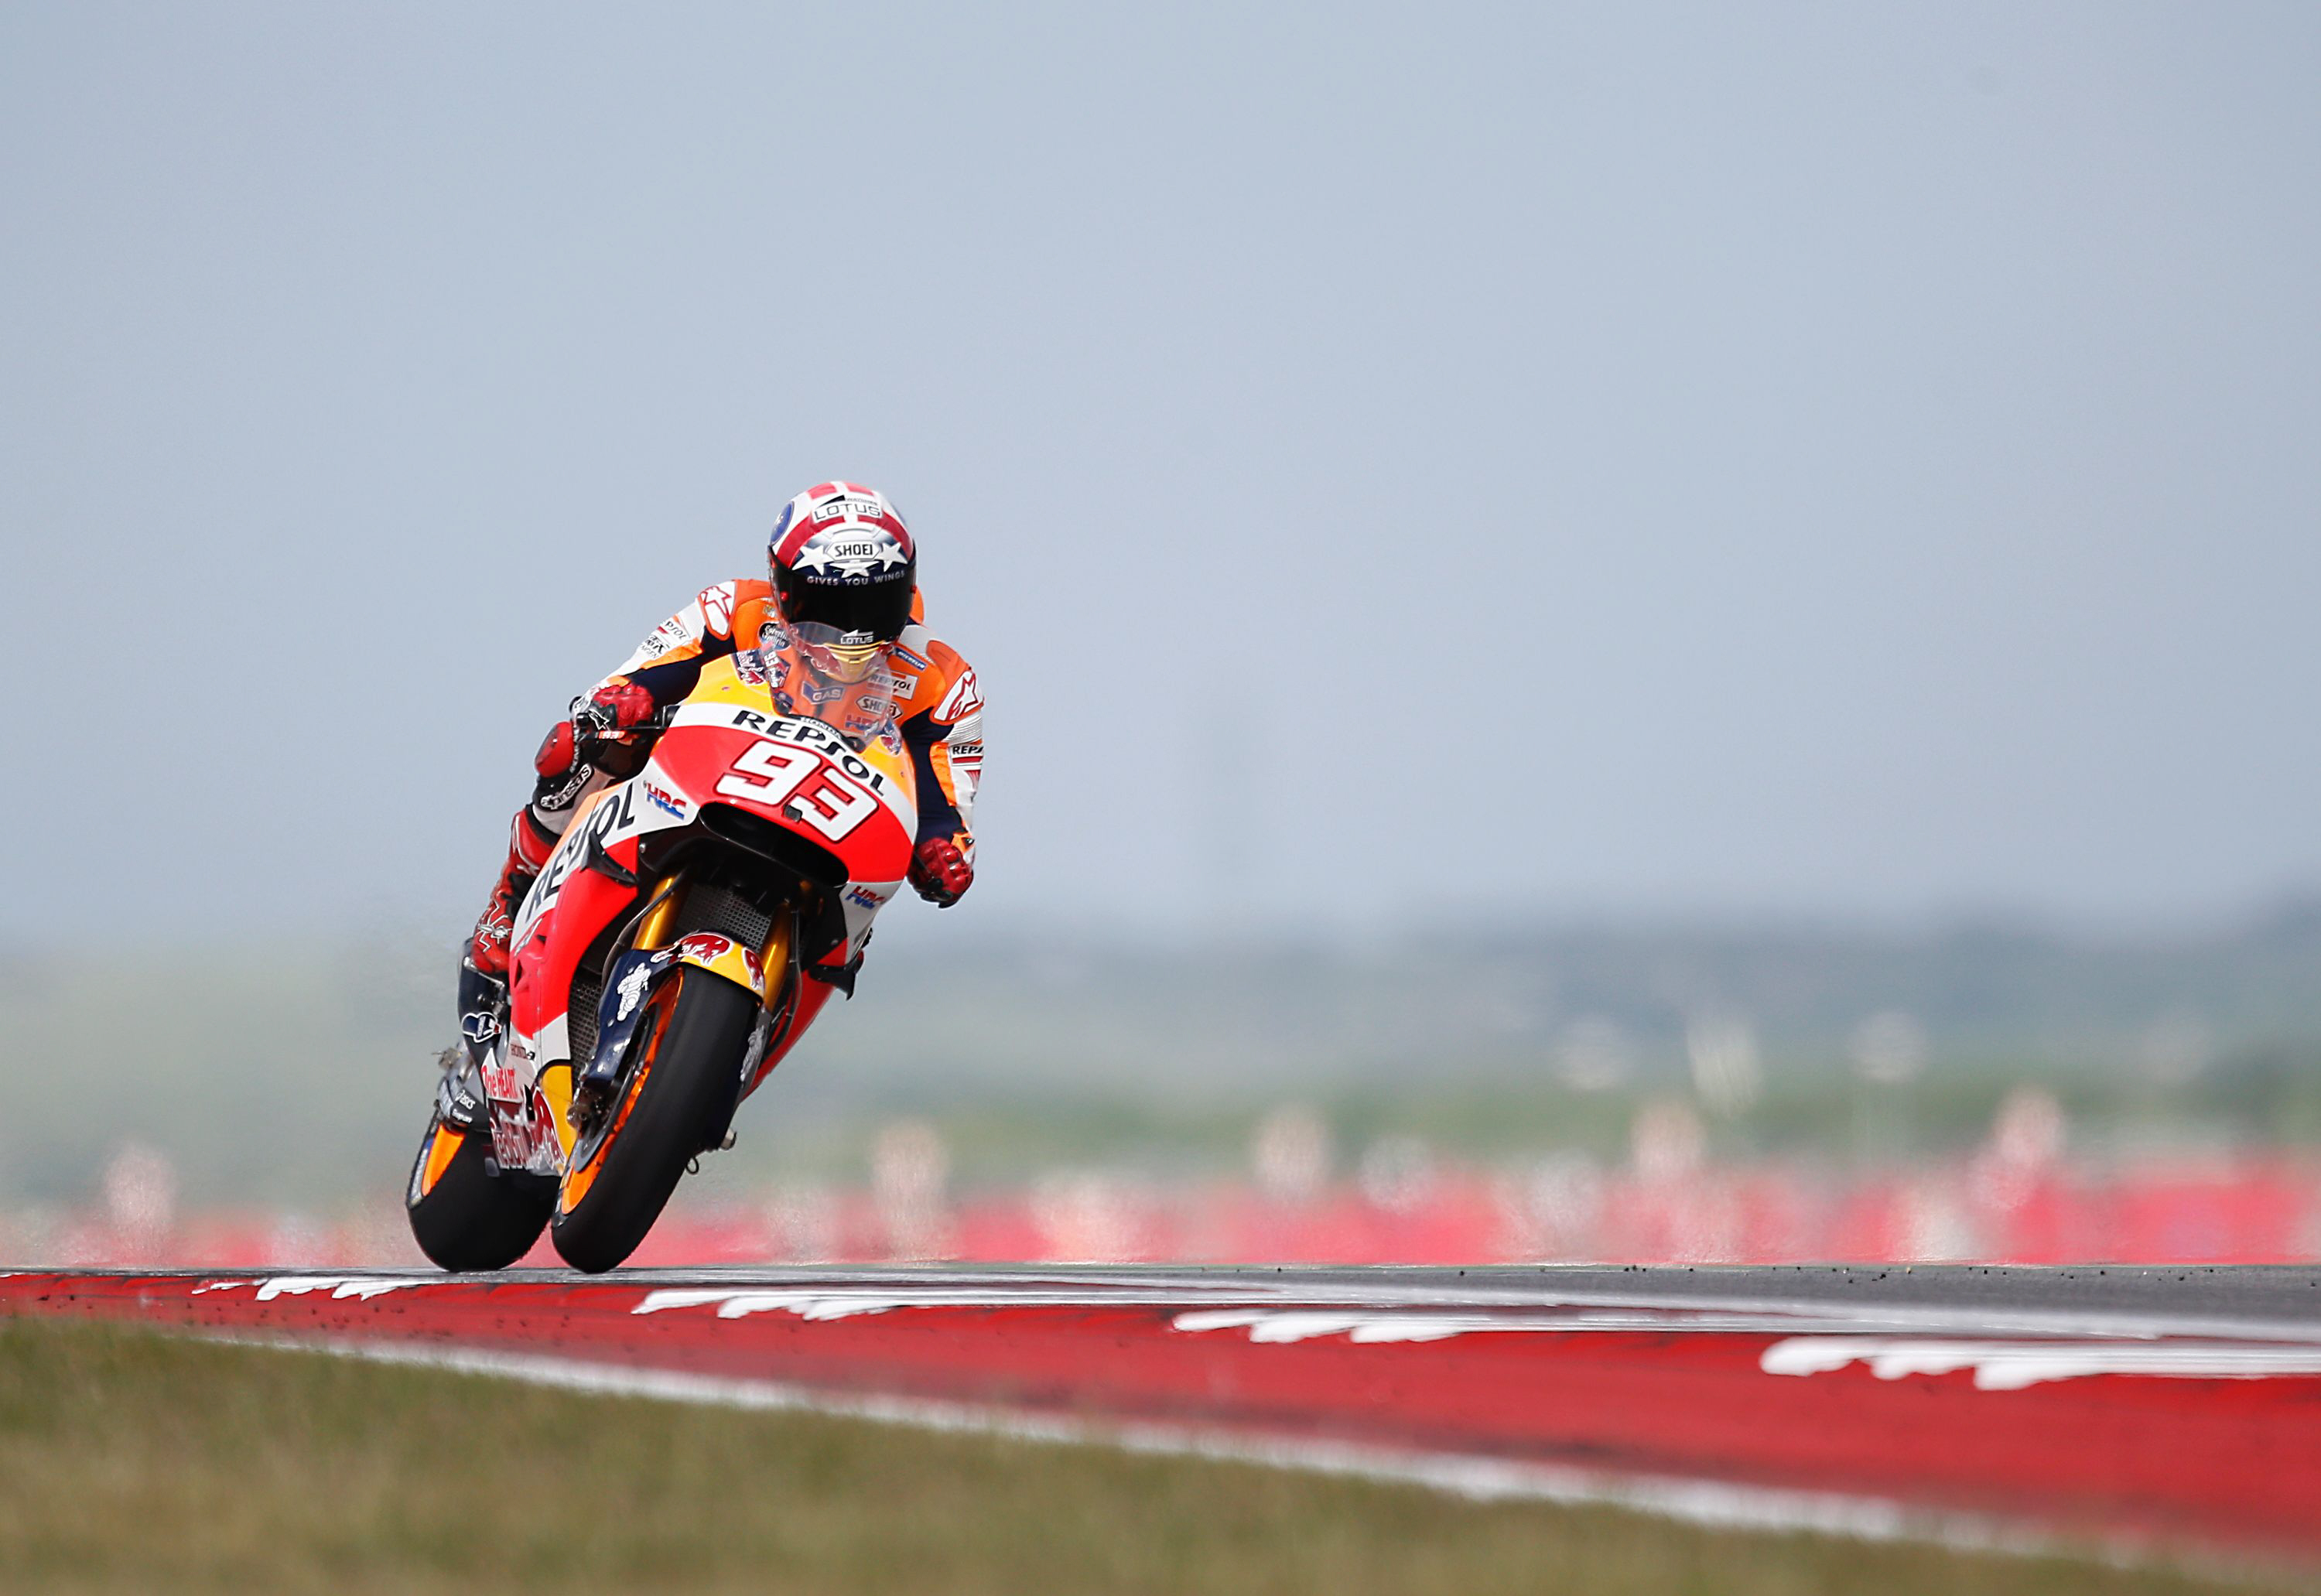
[570, 682, 658, 743]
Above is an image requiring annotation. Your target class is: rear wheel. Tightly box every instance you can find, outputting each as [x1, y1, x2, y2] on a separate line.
[550, 969, 757, 1273]
[404, 1112, 555, 1272]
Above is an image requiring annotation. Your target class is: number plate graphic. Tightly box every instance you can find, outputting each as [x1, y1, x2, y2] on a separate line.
[715, 740, 879, 842]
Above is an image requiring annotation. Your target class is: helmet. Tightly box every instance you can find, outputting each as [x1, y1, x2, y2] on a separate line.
[768, 480, 917, 683]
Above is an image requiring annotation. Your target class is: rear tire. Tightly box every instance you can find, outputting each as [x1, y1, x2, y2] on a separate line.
[550, 969, 757, 1273]
[405, 1112, 555, 1272]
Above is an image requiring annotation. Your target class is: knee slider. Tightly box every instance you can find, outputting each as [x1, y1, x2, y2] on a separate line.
[535, 720, 578, 778]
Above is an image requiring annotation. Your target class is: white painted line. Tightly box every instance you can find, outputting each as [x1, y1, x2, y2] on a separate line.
[214, 1331, 2062, 1560]
[250, 1276, 434, 1302]
[1171, 1311, 2321, 1385]
[632, 1288, 902, 1321]
[1174, 1310, 1479, 1343]
[627, 1287, 2321, 1383]
[1762, 1337, 2321, 1391]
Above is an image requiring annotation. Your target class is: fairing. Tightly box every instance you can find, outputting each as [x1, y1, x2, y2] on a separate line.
[497, 635, 921, 1164]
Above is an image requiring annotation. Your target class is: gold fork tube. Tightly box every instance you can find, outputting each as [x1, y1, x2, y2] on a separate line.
[634, 876, 685, 951]
[760, 913, 794, 1012]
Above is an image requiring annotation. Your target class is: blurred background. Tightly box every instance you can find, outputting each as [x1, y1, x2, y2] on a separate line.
[3, 3, 2318, 1268]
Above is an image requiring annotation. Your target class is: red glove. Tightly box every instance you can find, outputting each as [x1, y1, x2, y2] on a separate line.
[571, 681, 658, 741]
[909, 834, 974, 907]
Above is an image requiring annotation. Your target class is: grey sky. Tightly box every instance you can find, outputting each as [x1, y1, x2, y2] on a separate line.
[4, 3, 2317, 948]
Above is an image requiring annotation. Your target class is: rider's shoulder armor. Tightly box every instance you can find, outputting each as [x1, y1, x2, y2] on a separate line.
[724, 578, 782, 652]
[887, 623, 980, 728]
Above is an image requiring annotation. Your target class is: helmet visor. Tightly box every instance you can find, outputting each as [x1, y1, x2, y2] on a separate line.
[791, 621, 890, 685]
[778, 567, 914, 643]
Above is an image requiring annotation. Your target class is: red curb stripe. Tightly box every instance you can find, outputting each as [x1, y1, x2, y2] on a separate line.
[7, 1271, 2317, 1558]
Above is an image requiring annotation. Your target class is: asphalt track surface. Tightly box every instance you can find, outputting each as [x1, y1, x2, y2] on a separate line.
[7, 1263, 2320, 1567]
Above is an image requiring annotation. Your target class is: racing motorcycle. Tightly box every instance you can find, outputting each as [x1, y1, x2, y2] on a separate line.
[405, 631, 918, 1273]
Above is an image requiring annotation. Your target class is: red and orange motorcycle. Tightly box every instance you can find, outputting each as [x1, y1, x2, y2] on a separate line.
[405, 632, 919, 1273]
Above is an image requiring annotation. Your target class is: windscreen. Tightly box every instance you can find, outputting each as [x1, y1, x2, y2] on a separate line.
[736, 624, 907, 754]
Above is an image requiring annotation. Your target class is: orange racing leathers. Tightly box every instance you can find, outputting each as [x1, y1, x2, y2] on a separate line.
[470, 579, 982, 978]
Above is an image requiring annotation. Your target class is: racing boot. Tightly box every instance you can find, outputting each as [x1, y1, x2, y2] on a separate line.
[436, 955, 510, 1132]
[467, 806, 558, 983]
[443, 808, 556, 1128]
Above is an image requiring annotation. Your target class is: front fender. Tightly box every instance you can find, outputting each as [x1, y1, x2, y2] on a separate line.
[577, 933, 769, 1096]
[670, 931, 770, 1000]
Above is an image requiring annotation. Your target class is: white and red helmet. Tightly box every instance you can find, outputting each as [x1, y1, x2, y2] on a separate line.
[768, 480, 917, 644]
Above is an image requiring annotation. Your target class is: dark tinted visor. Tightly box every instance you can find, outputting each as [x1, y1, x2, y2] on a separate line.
[781, 569, 914, 642]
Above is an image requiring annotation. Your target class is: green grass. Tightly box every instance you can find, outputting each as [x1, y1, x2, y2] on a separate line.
[0, 1318, 2296, 1595]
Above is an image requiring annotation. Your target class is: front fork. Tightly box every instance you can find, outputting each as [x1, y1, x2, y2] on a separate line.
[555, 870, 799, 1157]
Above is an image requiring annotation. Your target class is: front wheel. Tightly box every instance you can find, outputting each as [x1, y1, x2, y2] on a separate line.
[405, 1112, 555, 1272]
[550, 968, 757, 1273]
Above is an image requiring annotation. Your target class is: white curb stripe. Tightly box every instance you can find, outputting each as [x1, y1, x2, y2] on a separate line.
[213, 1332, 2064, 1555]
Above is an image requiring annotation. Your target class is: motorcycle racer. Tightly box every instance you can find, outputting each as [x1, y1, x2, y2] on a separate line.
[458, 480, 983, 1034]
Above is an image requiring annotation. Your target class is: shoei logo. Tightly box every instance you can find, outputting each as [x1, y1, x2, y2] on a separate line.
[793, 528, 908, 579]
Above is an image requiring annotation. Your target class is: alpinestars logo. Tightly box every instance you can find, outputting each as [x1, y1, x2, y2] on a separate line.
[935, 665, 984, 722]
[792, 527, 908, 581]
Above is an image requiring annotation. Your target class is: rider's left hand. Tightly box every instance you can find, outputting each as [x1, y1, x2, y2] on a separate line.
[909, 834, 974, 907]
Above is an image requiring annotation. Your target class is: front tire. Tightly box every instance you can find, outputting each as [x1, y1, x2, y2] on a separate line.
[405, 1112, 555, 1272]
[550, 969, 757, 1273]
